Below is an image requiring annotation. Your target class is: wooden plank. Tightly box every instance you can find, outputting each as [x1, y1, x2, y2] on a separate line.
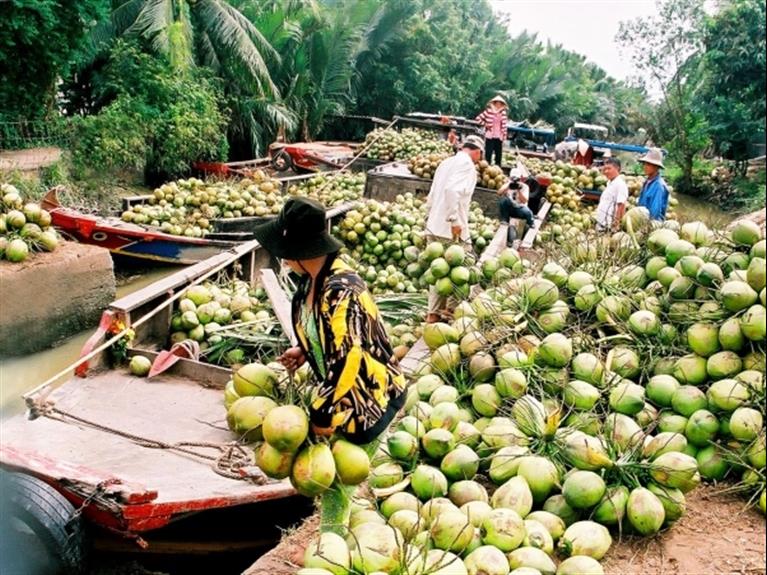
[259, 269, 297, 345]
[400, 338, 430, 377]
[520, 200, 552, 250]
[479, 222, 509, 264]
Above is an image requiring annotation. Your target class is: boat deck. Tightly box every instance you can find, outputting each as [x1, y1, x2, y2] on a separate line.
[1, 366, 294, 532]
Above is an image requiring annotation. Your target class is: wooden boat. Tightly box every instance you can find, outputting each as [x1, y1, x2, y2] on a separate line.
[41, 189, 242, 265]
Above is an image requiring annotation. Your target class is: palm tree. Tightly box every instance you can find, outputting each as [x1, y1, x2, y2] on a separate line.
[85, 0, 293, 155]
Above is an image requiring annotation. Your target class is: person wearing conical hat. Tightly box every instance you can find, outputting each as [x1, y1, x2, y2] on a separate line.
[475, 95, 508, 166]
[637, 148, 669, 221]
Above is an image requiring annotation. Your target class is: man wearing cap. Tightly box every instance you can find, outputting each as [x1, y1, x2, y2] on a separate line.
[424, 136, 483, 323]
[475, 95, 508, 166]
[497, 167, 535, 244]
[595, 157, 629, 233]
[637, 148, 669, 221]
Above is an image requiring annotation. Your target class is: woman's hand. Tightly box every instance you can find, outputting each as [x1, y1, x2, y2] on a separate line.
[278, 346, 306, 372]
[312, 424, 335, 438]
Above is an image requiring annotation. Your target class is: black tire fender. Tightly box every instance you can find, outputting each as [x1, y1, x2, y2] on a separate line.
[0, 470, 89, 574]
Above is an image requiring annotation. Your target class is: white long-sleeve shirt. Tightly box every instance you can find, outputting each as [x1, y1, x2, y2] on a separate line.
[425, 151, 477, 242]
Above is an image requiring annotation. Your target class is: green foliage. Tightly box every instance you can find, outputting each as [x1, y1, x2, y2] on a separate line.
[0, 0, 108, 121]
[71, 42, 229, 180]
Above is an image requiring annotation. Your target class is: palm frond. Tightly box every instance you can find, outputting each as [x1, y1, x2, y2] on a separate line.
[127, 0, 173, 55]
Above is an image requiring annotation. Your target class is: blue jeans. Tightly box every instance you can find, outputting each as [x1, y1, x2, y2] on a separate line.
[499, 197, 534, 227]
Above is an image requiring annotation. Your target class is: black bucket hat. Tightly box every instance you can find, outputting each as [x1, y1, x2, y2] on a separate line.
[251, 196, 343, 260]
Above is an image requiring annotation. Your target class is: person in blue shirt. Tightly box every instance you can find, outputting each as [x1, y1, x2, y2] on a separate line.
[637, 148, 669, 220]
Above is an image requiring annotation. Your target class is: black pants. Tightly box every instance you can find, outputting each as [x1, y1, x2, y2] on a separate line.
[485, 138, 503, 166]
[499, 197, 534, 227]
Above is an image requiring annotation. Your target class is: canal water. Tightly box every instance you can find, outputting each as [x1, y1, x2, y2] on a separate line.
[0, 267, 176, 418]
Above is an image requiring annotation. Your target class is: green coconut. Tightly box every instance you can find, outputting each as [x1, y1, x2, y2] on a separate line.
[448, 480, 488, 508]
[226, 396, 277, 441]
[262, 405, 309, 452]
[696, 445, 729, 481]
[349, 523, 402, 574]
[291, 443, 336, 497]
[558, 521, 612, 560]
[525, 278, 560, 310]
[381, 492, 421, 519]
[563, 380, 601, 411]
[495, 368, 528, 399]
[731, 220, 762, 246]
[649, 452, 699, 490]
[480, 508, 526, 552]
[627, 487, 665, 535]
[516, 456, 560, 503]
[431, 343, 462, 374]
[507, 547, 556, 575]
[430, 402, 461, 431]
[464, 545, 511, 575]
[571, 353, 605, 387]
[686, 322, 721, 358]
[706, 351, 743, 380]
[537, 333, 573, 368]
[658, 413, 689, 434]
[646, 374, 680, 407]
[369, 462, 405, 489]
[741, 304, 767, 341]
[628, 310, 660, 336]
[304, 532, 351, 575]
[643, 432, 688, 459]
[489, 446, 529, 485]
[608, 380, 645, 416]
[592, 485, 630, 526]
[729, 407, 763, 442]
[556, 556, 604, 575]
[574, 284, 602, 312]
[608, 347, 640, 379]
[707, 378, 750, 412]
[673, 354, 708, 386]
[472, 384, 502, 417]
[542, 495, 580, 526]
[685, 409, 719, 447]
[647, 483, 686, 524]
[255, 442, 295, 479]
[562, 471, 606, 510]
[430, 509, 474, 553]
[411, 465, 449, 500]
[671, 386, 708, 417]
[441, 445, 480, 481]
[232, 362, 277, 397]
[718, 317, 746, 351]
[720, 281, 759, 313]
[332, 439, 370, 485]
[490, 476, 534, 518]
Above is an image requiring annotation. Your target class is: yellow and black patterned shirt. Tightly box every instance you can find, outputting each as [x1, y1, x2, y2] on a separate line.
[291, 255, 407, 444]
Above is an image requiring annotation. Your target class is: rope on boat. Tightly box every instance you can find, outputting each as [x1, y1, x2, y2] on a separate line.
[28, 398, 270, 485]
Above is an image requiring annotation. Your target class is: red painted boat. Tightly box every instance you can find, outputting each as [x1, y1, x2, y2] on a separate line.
[41, 189, 240, 265]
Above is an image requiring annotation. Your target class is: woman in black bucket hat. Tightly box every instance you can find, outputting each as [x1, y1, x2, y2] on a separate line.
[251, 196, 406, 532]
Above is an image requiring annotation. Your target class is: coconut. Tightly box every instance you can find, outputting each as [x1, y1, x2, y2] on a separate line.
[627, 487, 665, 535]
[736, 369, 764, 393]
[226, 396, 277, 441]
[411, 465, 448, 500]
[752, 239, 767, 258]
[696, 445, 729, 480]
[349, 509, 386, 530]
[647, 483, 686, 524]
[422, 428, 456, 460]
[128, 355, 151, 377]
[523, 519, 554, 554]
[730, 407, 763, 442]
[461, 500, 494, 529]
[480, 508, 526, 552]
[658, 413, 689, 434]
[605, 413, 644, 451]
[708, 378, 750, 412]
[349, 523, 402, 574]
[471, 384, 502, 417]
[507, 547, 556, 575]
[524, 512, 565, 543]
[665, 239, 696, 266]
[696, 261, 725, 287]
[464, 545, 510, 575]
[731, 220, 762, 246]
[747, 257, 766, 291]
[416, 374, 444, 399]
[571, 353, 604, 386]
[262, 405, 308, 452]
[511, 395, 547, 438]
[573, 284, 602, 312]
[592, 485, 629, 526]
[596, 295, 632, 324]
[685, 409, 719, 447]
[746, 434, 766, 469]
[672, 354, 708, 386]
[454, 421, 482, 449]
[556, 556, 604, 575]
[558, 521, 612, 560]
[537, 333, 572, 368]
[681, 221, 712, 246]
[420, 498, 459, 527]
[525, 278, 560, 310]
[445, 480, 487, 509]
[516, 456, 560, 503]
[741, 305, 766, 341]
[671, 386, 708, 417]
[562, 471, 606, 510]
[430, 402, 461, 431]
[387, 510, 421, 541]
[657, 266, 681, 288]
[495, 368, 528, 399]
[255, 442, 295, 479]
[489, 446, 529, 484]
[291, 443, 336, 497]
[381, 492, 421, 519]
[430, 509, 475, 552]
[648, 228, 679, 254]
[608, 347, 640, 379]
[491, 476, 534, 518]
[564, 412, 602, 436]
[720, 281, 759, 312]
[431, 343, 462, 374]
[304, 532, 351, 575]
[643, 432, 688, 459]
[563, 380, 600, 411]
[706, 351, 743, 380]
[686, 323, 721, 358]
[645, 256, 668, 280]
[441, 445, 480, 481]
[332, 439, 370, 485]
[743, 351, 766, 371]
[542, 494, 579, 526]
[646, 374, 680, 407]
[649, 452, 698, 490]
[667, 301, 700, 323]
[559, 430, 613, 471]
[608, 380, 645, 415]
[232, 362, 277, 397]
[387, 431, 419, 462]
[430, 385, 460, 406]
[369, 462, 405, 489]
[628, 310, 660, 336]
[567, 270, 594, 293]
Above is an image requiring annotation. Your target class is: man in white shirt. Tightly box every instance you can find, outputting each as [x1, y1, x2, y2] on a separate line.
[596, 157, 629, 232]
[424, 135, 483, 322]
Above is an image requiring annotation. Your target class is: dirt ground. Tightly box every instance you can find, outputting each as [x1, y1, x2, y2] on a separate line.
[0, 147, 63, 171]
[245, 485, 765, 575]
